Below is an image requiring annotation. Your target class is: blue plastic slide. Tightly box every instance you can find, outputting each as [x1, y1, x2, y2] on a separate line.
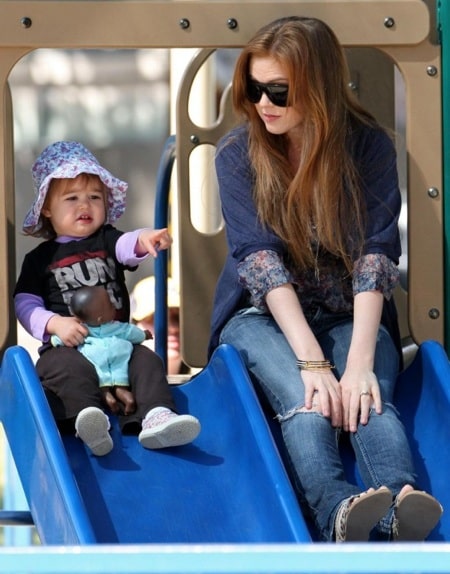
[0, 339, 449, 544]
[394, 339, 450, 541]
[0, 343, 311, 544]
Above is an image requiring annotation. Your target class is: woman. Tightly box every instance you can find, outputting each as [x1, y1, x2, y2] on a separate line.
[209, 16, 442, 542]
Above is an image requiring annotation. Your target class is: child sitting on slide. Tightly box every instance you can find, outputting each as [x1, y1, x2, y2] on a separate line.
[14, 140, 201, 456]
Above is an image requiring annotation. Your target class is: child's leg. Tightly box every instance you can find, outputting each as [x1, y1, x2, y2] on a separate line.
[122, 344, 177, 431]
[37, 346, 105, 428]
[124, 345, 200, 447]
[37, 346, 113, 456]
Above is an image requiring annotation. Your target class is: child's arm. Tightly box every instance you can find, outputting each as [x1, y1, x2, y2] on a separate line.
[15, 292, 56, 342]
[45, 314, 88, 347]
[15, 292, 88, 346]
[135, 228, 172, 258]
[115, 228, 172, 266]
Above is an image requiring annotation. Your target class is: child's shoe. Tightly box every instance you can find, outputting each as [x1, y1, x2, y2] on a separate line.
[75, 406, 113, 456]
[139, 407, 200, 449]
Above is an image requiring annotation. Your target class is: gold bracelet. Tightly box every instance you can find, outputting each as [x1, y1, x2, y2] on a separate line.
[296, 359, 335, 373]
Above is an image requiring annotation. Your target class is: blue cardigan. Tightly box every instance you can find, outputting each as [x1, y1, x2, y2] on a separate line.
[208, 122, 402, 358]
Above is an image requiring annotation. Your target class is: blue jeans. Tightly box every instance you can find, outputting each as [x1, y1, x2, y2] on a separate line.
[220, 306, 417, 541]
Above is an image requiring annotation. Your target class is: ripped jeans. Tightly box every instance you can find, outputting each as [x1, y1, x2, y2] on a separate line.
[219, 307, 417, 541]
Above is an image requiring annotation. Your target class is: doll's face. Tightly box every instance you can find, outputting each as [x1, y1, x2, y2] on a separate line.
[88, 288, 116, 325]
[72, 286, 116, 326]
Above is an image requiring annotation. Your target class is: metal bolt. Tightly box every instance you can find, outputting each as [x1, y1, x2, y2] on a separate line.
[20, 16, 32, 28]
[227, 18, 238, 30]
[429, 308, 440, 320]
[427, 187, 439, 199]
[190, 134, 199, 145]
[384, 17, 395, 28]
[427, 65, 438, 77]
[179, 18, 190, 30]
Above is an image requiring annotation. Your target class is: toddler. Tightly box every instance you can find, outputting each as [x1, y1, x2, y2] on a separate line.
[14, 141, 201, 456]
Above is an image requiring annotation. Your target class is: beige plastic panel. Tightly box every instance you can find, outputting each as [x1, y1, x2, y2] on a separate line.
[0, 80, 16, 352]
[0, 1, 430, 48]
[0, 0, 442, 367]
[386, 42, 443, 346]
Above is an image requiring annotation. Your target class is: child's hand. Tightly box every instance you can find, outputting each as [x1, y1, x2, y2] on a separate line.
[136, 228, 172, 258]
[46, 315, 88, 347]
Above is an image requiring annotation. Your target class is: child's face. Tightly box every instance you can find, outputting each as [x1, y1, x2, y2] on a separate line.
[41, 174, 107, 238]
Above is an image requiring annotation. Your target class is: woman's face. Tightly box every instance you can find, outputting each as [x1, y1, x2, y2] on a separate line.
[248, 56, 303, 140]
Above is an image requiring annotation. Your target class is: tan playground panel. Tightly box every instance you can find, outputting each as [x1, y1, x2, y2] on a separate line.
[0, 0, 442, 367]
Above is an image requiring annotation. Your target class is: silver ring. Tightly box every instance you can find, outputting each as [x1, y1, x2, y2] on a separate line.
[360, 391, 371, 397]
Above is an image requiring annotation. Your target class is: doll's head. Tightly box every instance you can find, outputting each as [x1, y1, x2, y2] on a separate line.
[70, 286, 116, 326]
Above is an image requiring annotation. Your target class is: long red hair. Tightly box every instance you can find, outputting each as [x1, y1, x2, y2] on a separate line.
[232, 17, 378, 272]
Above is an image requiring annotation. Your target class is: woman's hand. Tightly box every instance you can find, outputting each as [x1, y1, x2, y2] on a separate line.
[46, 315, 88, 347]
[340, 367, 382, 432]
[302, 369, 343, 428]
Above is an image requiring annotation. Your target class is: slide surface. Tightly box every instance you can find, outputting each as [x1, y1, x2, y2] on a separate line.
[0, 340, 449, 544]
[0, 344, 310, 544]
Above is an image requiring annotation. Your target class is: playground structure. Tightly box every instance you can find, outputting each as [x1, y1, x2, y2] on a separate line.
[0, 0, 449, 572]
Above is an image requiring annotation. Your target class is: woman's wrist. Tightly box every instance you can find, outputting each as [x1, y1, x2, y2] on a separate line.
[296, 359, 335, 373]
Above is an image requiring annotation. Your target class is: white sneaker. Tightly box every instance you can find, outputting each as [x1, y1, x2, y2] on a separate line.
[139, 407, 200, 449]
[75, 407, 113, 456]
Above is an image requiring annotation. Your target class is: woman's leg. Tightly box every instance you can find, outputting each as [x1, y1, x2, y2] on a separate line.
[317, 318, 417, 535]
[220, 309, 361, 541]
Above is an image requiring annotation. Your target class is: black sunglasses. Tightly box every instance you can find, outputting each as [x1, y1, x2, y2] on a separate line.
[246, 80, 289, 107]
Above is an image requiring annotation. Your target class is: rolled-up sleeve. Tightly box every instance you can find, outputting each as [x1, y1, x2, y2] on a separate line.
[237, 250, 294, 309]
[353, 253, 400, 299]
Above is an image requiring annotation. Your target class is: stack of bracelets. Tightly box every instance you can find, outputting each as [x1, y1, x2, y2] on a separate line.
[296, 359, 335, 373]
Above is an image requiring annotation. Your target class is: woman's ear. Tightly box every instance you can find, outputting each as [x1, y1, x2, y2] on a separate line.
[41, 207, 51, 217]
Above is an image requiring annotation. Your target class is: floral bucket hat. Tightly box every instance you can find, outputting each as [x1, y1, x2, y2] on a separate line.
[23, 141, 128, 234]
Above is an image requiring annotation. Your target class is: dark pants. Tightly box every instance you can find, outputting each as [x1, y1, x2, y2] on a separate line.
[36, 344, 177, 434]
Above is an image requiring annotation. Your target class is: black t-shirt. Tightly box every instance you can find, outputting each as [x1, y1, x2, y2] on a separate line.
[15, 224, 136, 322]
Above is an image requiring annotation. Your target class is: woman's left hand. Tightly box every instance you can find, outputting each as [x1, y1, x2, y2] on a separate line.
[340, 368, 382, 432]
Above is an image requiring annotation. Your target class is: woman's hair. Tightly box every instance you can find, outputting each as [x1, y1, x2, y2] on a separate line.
[232, 16, 378, 272]
[33, 173, 106, 240]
